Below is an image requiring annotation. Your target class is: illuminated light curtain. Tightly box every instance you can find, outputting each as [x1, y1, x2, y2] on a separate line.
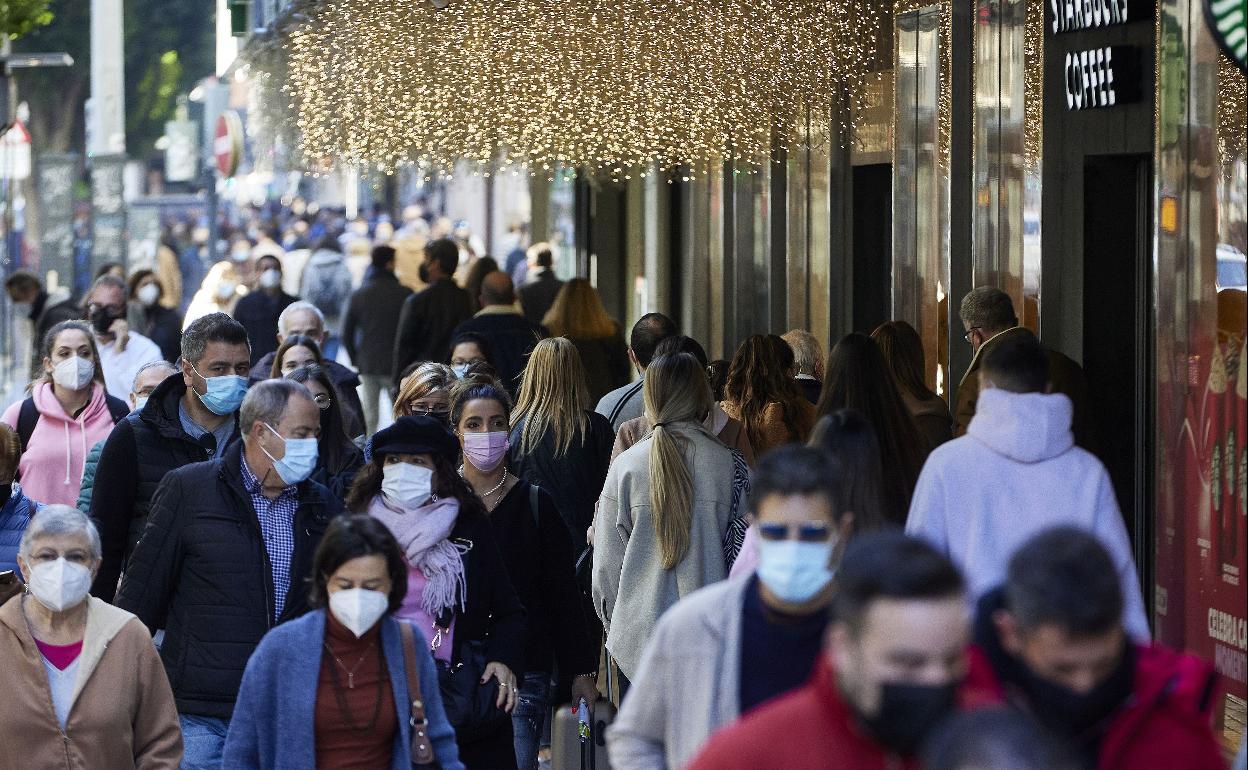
[276, 0, 882, 175]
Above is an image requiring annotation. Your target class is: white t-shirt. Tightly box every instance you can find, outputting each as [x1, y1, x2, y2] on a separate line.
[97, 332, 164, 401]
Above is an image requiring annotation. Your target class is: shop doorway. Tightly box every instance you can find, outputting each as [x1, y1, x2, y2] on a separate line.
[853, 164, 892, 334]
[1082, 154, 1152, 549]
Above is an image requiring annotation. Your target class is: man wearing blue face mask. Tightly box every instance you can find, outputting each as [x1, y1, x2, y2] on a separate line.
[608, 445, 854, 770]
[116, 379, 342, 770]
[90, 313, 254, 602]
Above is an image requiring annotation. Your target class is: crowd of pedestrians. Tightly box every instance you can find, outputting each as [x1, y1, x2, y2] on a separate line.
[0, 215, 1241, 770]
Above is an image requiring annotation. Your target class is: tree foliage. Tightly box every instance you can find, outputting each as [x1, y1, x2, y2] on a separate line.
[12, 0, 213, 159]
[0, 0, 54, 39]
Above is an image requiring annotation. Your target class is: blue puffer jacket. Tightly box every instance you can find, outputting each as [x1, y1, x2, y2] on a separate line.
[1, 483, 42, 573]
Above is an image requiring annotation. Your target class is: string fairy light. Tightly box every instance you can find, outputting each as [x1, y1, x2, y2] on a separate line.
[270, 0, 882, 176]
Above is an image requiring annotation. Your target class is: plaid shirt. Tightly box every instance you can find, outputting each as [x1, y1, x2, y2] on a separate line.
[240, 456, 299, 620]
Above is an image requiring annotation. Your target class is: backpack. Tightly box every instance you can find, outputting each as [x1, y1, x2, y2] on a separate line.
[303, 259, 347, 318]
[17, 394, 131, 453]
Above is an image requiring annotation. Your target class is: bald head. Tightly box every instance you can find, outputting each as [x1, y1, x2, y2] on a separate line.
[480, 271, 515, 307]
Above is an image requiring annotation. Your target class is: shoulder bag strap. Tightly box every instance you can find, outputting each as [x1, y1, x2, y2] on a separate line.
[398, 621, 437, 767]
[529, 482, 541, 528]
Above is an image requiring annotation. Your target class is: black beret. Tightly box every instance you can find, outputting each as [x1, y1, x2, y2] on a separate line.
[369, 415, 459, 460]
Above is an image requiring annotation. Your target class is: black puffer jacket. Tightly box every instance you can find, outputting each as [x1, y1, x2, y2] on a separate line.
[115, 442, 341, 719]
[90, 373, 240, 601]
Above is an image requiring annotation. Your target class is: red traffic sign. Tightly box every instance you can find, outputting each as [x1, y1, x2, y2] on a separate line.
[214, 111, 243, 178]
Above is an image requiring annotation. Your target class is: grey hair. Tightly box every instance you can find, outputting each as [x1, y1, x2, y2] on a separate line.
[240, 379, 314, 438]
[959, 287, 1018, 333]
[18, 505, 102, 562]
[278, 301, 325, 335]
[182, 312, 250, 365]
[781, 330, 823, 377]
[89, 274, 128, 298]
[132, 360, 178, 391]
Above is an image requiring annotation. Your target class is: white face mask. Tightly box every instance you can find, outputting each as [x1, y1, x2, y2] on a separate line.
[259, 268, 282, 290]
[137, 283, 161, 307]
[381, 462, 434, 508]
[216, 281, 238, 301]
[27, 557, 94, 612]
[329, 587, 389, 638]
[133, 396, 149, 412]
[52, 356, 95, 390]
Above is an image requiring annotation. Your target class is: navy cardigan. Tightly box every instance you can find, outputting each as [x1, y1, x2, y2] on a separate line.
[223, 609, 463, 770]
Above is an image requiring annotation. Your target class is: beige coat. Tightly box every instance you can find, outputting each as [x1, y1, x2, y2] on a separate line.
[0, 595, 182, 770]
[607, 575, 752, 770]
[592, 422, 738, 679]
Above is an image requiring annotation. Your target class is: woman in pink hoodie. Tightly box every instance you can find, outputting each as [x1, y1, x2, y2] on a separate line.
[1, 321, 126, 506]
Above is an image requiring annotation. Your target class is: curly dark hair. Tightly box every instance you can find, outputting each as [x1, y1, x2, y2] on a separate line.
[723, 334, 806, 451]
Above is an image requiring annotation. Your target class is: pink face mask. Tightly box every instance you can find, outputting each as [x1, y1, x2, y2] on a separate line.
[463, 431, 509, 472]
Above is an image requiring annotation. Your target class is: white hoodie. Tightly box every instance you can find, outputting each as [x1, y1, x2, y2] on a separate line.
[906, 387, 1151, 641]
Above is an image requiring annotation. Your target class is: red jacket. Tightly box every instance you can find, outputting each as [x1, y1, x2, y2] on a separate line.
[969, 643, 1226, 770]
[687, 655, 1001, 770]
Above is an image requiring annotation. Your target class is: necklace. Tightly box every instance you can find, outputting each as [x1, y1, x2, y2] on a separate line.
[323, 640, 373, 689]
[324, 638, 385, 733]
[460, 465, 509, 501]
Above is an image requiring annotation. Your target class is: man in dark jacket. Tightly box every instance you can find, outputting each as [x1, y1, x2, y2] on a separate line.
[955, 287, 1094, 451]
[971, 527, 1224, 770]
[518, 244, 563, 326]
[451, 271, 546, 395]
[116, 379, 340, 766]
[392, 238, 471, 387]
[341, 245, 412, 433]
[232, 254, 298, 365]
[249, 301, 365, 439]
[90, 312, 252, 601]
[5, 270, 82, 376]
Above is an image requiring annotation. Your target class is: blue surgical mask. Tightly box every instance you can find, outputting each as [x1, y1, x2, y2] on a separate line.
[260, 423, 319, 485]
[133, 396, 149, 413]
[189, 361, 249, 415]
[451, 363, 471, 379]
[756, 538, 836, 604]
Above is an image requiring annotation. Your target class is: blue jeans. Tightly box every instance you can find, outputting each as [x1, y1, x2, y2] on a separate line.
[179, 714, 230, 770]
[512, 671, 552, 770]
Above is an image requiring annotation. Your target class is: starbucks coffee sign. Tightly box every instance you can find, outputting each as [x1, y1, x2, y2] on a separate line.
[1049, 0, 1150, 110]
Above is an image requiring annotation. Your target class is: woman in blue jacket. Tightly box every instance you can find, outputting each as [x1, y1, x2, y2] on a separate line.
[0, 423, 42, 575]
[224, 514, 463, 770]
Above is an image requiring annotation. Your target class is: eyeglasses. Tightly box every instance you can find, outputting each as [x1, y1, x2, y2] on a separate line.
[962, 327, 982, 344]
[313, 393, 333, 410]
[757, 521, 835, 543]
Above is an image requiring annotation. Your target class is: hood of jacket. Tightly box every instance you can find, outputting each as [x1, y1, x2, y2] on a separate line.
[966, 387, 1074, 463]
[308, 248, 344, 267]
[32, 380, 110, 427]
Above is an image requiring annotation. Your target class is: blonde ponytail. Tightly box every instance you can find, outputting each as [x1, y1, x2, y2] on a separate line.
[643, 353, 713, 569]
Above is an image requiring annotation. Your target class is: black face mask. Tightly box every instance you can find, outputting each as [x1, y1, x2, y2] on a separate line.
[415, 409, 451, 427]
[1016, 643, 1135, 737]
[856, 680, 959, 757]
[90, 306, 120, 335]
[418, 261, 432, 284]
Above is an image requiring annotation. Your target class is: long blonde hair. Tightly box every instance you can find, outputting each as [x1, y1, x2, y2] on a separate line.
[644, 352, 713, 569]
[393, 362, 456, 419]
[511, 337, 590, 457]
[542, 279, 618, 340]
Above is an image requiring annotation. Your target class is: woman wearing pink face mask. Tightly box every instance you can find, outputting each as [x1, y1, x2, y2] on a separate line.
[450, 373, 599, 770]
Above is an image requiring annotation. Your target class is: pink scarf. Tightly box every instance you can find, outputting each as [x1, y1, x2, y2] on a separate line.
[368, 495, 467, 616]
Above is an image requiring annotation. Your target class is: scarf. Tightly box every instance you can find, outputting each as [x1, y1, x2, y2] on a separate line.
[368, 495, 467, 616]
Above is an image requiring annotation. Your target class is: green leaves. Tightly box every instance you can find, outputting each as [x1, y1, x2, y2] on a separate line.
[0, 0, 54, 39]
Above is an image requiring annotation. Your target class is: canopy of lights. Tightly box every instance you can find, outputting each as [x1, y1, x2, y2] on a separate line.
[269, 0, 883, 175]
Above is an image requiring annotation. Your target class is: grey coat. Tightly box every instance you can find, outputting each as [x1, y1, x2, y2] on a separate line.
[607, 575, 751, 770]
[592, 422, 738, 679]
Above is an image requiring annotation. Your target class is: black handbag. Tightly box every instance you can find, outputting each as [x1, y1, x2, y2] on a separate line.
[435, 638, 509, 742]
